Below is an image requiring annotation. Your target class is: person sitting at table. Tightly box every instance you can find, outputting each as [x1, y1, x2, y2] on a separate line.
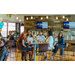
[18, 33, 32, 61]
[37, 31, 46, 42]
[0, 37, 8, 61]
[26, 29, 34, 60]
[36, 31, 46, 56]
[43, 30, 54, 60]
[26, 29, 33, 37]
[7, 31, 14, 40]
[52, 32, 66, 60]
[7, 31, 16, 47]
[27, 33, 34, 59]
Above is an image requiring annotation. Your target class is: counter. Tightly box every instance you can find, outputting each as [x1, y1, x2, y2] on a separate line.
[65, 40, 75, 51]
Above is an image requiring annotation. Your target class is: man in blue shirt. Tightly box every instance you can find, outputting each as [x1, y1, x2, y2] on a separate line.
[36, 31, 46, 55]
[37, 31, 46, 42]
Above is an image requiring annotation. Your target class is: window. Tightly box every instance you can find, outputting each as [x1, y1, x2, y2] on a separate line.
[1, 22, 7, 37]
[8, 23, 16, 35]
[20, 26, 24, 34]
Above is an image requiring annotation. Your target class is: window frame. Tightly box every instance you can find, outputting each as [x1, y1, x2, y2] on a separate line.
[2, 22, 16, 38]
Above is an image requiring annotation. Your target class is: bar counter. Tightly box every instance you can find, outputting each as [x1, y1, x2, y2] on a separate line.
[65, 40, 75, 51]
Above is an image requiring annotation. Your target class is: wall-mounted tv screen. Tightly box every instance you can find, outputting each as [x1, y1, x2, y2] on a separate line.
[37, 22, 48, 29]
[63, 22, 75, 29]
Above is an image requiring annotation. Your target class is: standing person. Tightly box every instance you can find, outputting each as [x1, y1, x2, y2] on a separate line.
[0, 37, 8, 61]
[18, 33, 32, 61]
[43, 30, 54, 60]
[52, 32, 66, 60]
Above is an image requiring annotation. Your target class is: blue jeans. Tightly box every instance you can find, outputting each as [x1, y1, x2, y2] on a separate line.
[22, 47, 31, 60]
[53, 44, 65, 54]
[0, 47, 8, 61]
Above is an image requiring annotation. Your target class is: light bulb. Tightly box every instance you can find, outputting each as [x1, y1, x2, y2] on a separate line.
[0, 17, 3, 22]
[63, 16, 65, 19]
[26, 17, 28, 20]
[66, 18, 68, 21]
[56, 17, 58, 19]
[46, 16, 48, 19]
[19, 19, 21, 22]
[31, 16, 33, 19]
[41, 17, 43, 20]
[16, 17, 18, 19]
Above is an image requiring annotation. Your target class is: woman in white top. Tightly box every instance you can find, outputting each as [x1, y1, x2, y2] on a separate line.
[42, 30, 54, 61]
[27, 34, 34, 59]
[45, 30, 54, 50]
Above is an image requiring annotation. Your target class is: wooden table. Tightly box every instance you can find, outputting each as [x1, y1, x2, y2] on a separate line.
[29, 42, 48, 61]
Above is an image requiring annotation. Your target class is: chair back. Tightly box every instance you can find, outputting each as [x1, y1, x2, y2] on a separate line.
[7, 40, 14, 46]
[39, 44, 48, 52]
[16, 42, 22, 50]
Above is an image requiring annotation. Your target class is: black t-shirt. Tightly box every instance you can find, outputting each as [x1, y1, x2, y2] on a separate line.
[7, 35, 14, 40]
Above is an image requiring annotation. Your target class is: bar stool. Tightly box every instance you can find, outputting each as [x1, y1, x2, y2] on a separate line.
[50, 43, 68, 61]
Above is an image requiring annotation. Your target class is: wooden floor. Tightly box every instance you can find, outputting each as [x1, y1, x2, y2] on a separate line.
[7, 48, 75, 61]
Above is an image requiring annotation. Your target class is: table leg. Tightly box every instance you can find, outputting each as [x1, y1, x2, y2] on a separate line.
[34, 45, 36, 61]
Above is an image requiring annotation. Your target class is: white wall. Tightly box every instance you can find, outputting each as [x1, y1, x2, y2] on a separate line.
[0, 14, 15, 21]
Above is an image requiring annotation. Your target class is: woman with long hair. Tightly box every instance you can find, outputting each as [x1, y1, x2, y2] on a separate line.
[52, 32, 66, 60]
[27, 30, 34, 60]
[17, 33, 32, 61]
[43, 30, 54, 60]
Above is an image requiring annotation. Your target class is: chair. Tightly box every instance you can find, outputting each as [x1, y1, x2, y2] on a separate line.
[16, 42, 29, 61]
[36, 44, 48, 61]
[6, 40, 16, 58]
[51, 43, 69, 61]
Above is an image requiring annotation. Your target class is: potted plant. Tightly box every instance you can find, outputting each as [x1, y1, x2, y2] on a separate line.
[12, 31, 20, 40]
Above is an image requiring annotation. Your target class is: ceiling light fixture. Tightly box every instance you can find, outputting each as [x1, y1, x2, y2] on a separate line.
[16, 17, 18, 19]
[26, 17, 28, 20]
[66, 18, 68, 21]
[0, 17, 3, 22]
[19, 19, 21, 22]
[63, 16, 65, 19]
[46, 16, 48, 19]
[31, 16, 33, 19]
[41, 17, 43, 20]
[56, 17, 58, 19]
